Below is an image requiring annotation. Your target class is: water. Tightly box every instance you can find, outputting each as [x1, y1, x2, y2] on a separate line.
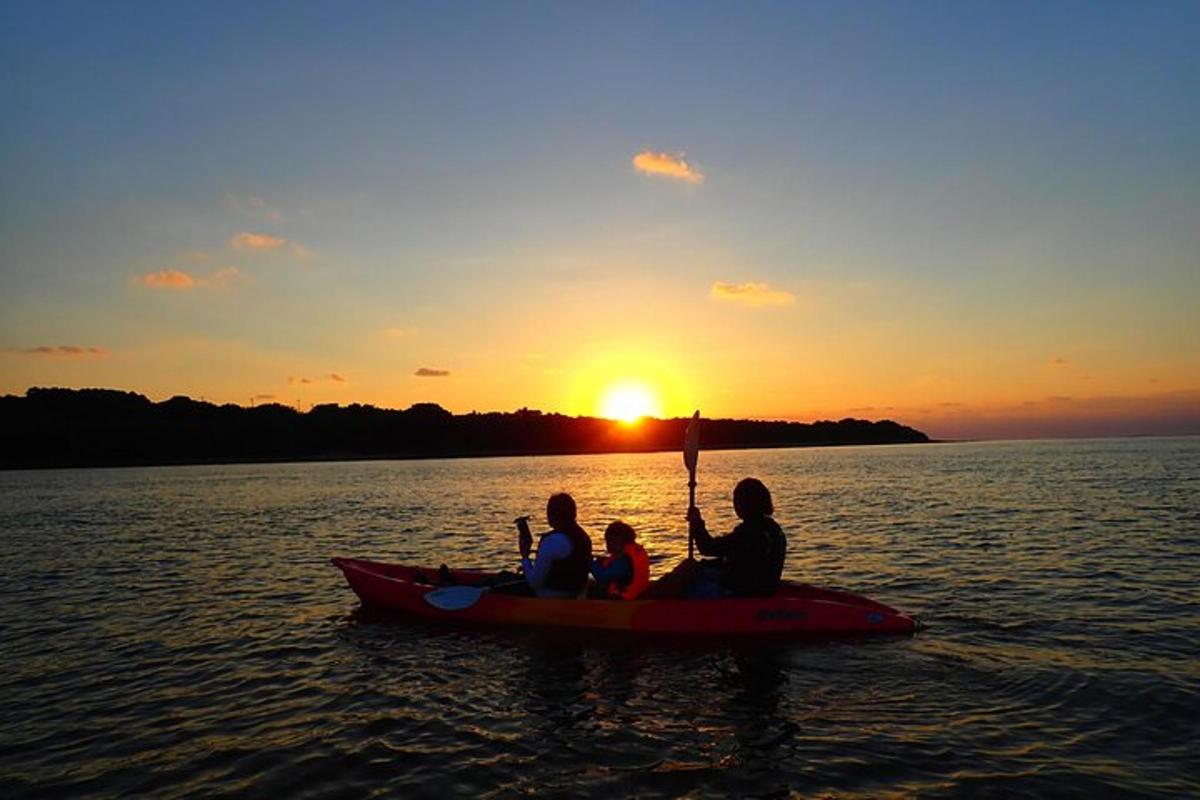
[1, 438, 1197, 798]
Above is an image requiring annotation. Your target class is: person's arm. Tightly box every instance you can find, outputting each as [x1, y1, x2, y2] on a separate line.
[688, 507, 733, 558]
[521, 532, 571, 591]
[590, 554, 632, 585]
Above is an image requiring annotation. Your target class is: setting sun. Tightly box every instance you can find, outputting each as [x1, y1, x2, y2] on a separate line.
[599, 381, 662, 423]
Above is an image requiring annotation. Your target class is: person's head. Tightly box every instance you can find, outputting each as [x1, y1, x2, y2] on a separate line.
[546, 492, 577, 530]
[733, 477, 773, 520]
[604, 520, 636, 555]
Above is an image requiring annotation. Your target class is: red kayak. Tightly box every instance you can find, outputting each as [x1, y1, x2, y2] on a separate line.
[332, 557, 919, 636]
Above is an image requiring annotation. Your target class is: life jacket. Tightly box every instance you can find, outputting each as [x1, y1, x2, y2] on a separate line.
[601, 541, 650, 600]
[540, 524, 592, 595]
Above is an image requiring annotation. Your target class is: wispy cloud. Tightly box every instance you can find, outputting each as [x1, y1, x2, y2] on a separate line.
[133, 267, 243, 290]
[252, 393, 277, 401]
[632, 151, 704, 183]
[229, 231, 312, 260]
[230, 232, 287, 252]
[710, 281, 795, 306]
[134, 269, 198, 290]
[287, 373, 346, 386]
[415, 367, 450, 377]
[1049, 356, 1067, 366]
[8, 345, 107, 357]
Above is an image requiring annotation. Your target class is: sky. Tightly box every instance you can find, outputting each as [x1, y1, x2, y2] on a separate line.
[2, 1, 1198, 439]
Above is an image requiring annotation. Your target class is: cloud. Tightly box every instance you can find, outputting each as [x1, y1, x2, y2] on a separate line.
[9, 345, 107, 357]
[415, 367, 450, 377]
[710, 281, 795, 306]
[287, 373, 345, 386]
[252, 393, 277, 401]
[1049, 356, 1067, 366]
[230, 231, 287, 252]
[632, 151, 704, 183]
[134, 269, 198, 289]
[133, 267, 244, 290]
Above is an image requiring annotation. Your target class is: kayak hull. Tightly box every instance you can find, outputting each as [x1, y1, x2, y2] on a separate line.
[332, 557, 918, 636]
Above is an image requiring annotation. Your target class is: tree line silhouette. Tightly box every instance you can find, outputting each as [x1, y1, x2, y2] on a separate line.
[0, 387, 929, 469]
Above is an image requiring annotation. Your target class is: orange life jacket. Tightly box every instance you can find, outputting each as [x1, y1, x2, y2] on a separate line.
[600, 542, 650, 600]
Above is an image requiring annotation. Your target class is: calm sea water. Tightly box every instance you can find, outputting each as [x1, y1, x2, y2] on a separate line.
[1, 438, 1197, 798]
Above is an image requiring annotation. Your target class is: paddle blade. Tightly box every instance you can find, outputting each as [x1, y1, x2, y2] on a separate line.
[683, 410, 700, 471]
[424, 585, 488, 611]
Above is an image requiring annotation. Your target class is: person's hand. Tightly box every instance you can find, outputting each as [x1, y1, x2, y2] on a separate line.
[687, 506, 704, 531]
[515, 516, 533, 558]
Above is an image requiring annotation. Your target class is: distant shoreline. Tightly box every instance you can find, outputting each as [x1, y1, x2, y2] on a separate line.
[1, 387, 932, 471]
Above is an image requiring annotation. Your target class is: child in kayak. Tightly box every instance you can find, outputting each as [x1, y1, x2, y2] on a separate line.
[518, 492, 594, 599]
[590, 521, 651, 600]
[645, 477, 786, 599]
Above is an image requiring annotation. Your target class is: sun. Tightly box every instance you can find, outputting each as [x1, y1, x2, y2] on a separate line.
[599, 381, 662, 424]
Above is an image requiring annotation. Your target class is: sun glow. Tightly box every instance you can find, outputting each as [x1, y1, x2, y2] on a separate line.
[599, 381, 662, 423]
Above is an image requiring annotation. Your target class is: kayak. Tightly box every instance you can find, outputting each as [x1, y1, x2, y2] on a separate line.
[331, 557, 919, 636]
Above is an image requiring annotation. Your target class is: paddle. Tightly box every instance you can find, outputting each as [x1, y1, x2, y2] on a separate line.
[424, 580, 526, 611]
[683, 410, 700, 560]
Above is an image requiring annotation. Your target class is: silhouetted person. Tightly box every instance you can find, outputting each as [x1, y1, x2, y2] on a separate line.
[518, 493, 594, 598]
[590, 520, 650, 600]
[646, 477, 787, 599]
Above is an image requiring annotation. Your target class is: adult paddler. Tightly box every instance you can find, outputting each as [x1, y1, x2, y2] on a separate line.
[516, 493, 593, 598]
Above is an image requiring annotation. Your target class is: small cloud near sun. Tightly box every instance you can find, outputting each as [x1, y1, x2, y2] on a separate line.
[9, 345, 107, 357]
[632, 151, 704, 184]
[415, 367, 450, 377]
[710, 281, 795, 307]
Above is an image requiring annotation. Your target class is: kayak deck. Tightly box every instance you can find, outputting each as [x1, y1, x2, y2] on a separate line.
[331, 557, 918, 636]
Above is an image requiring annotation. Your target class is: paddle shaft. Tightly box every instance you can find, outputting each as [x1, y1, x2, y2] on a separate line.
[688, 468, 696, 559]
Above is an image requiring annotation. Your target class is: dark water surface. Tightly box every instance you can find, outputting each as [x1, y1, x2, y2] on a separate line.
[2, 438, 1197, 798]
